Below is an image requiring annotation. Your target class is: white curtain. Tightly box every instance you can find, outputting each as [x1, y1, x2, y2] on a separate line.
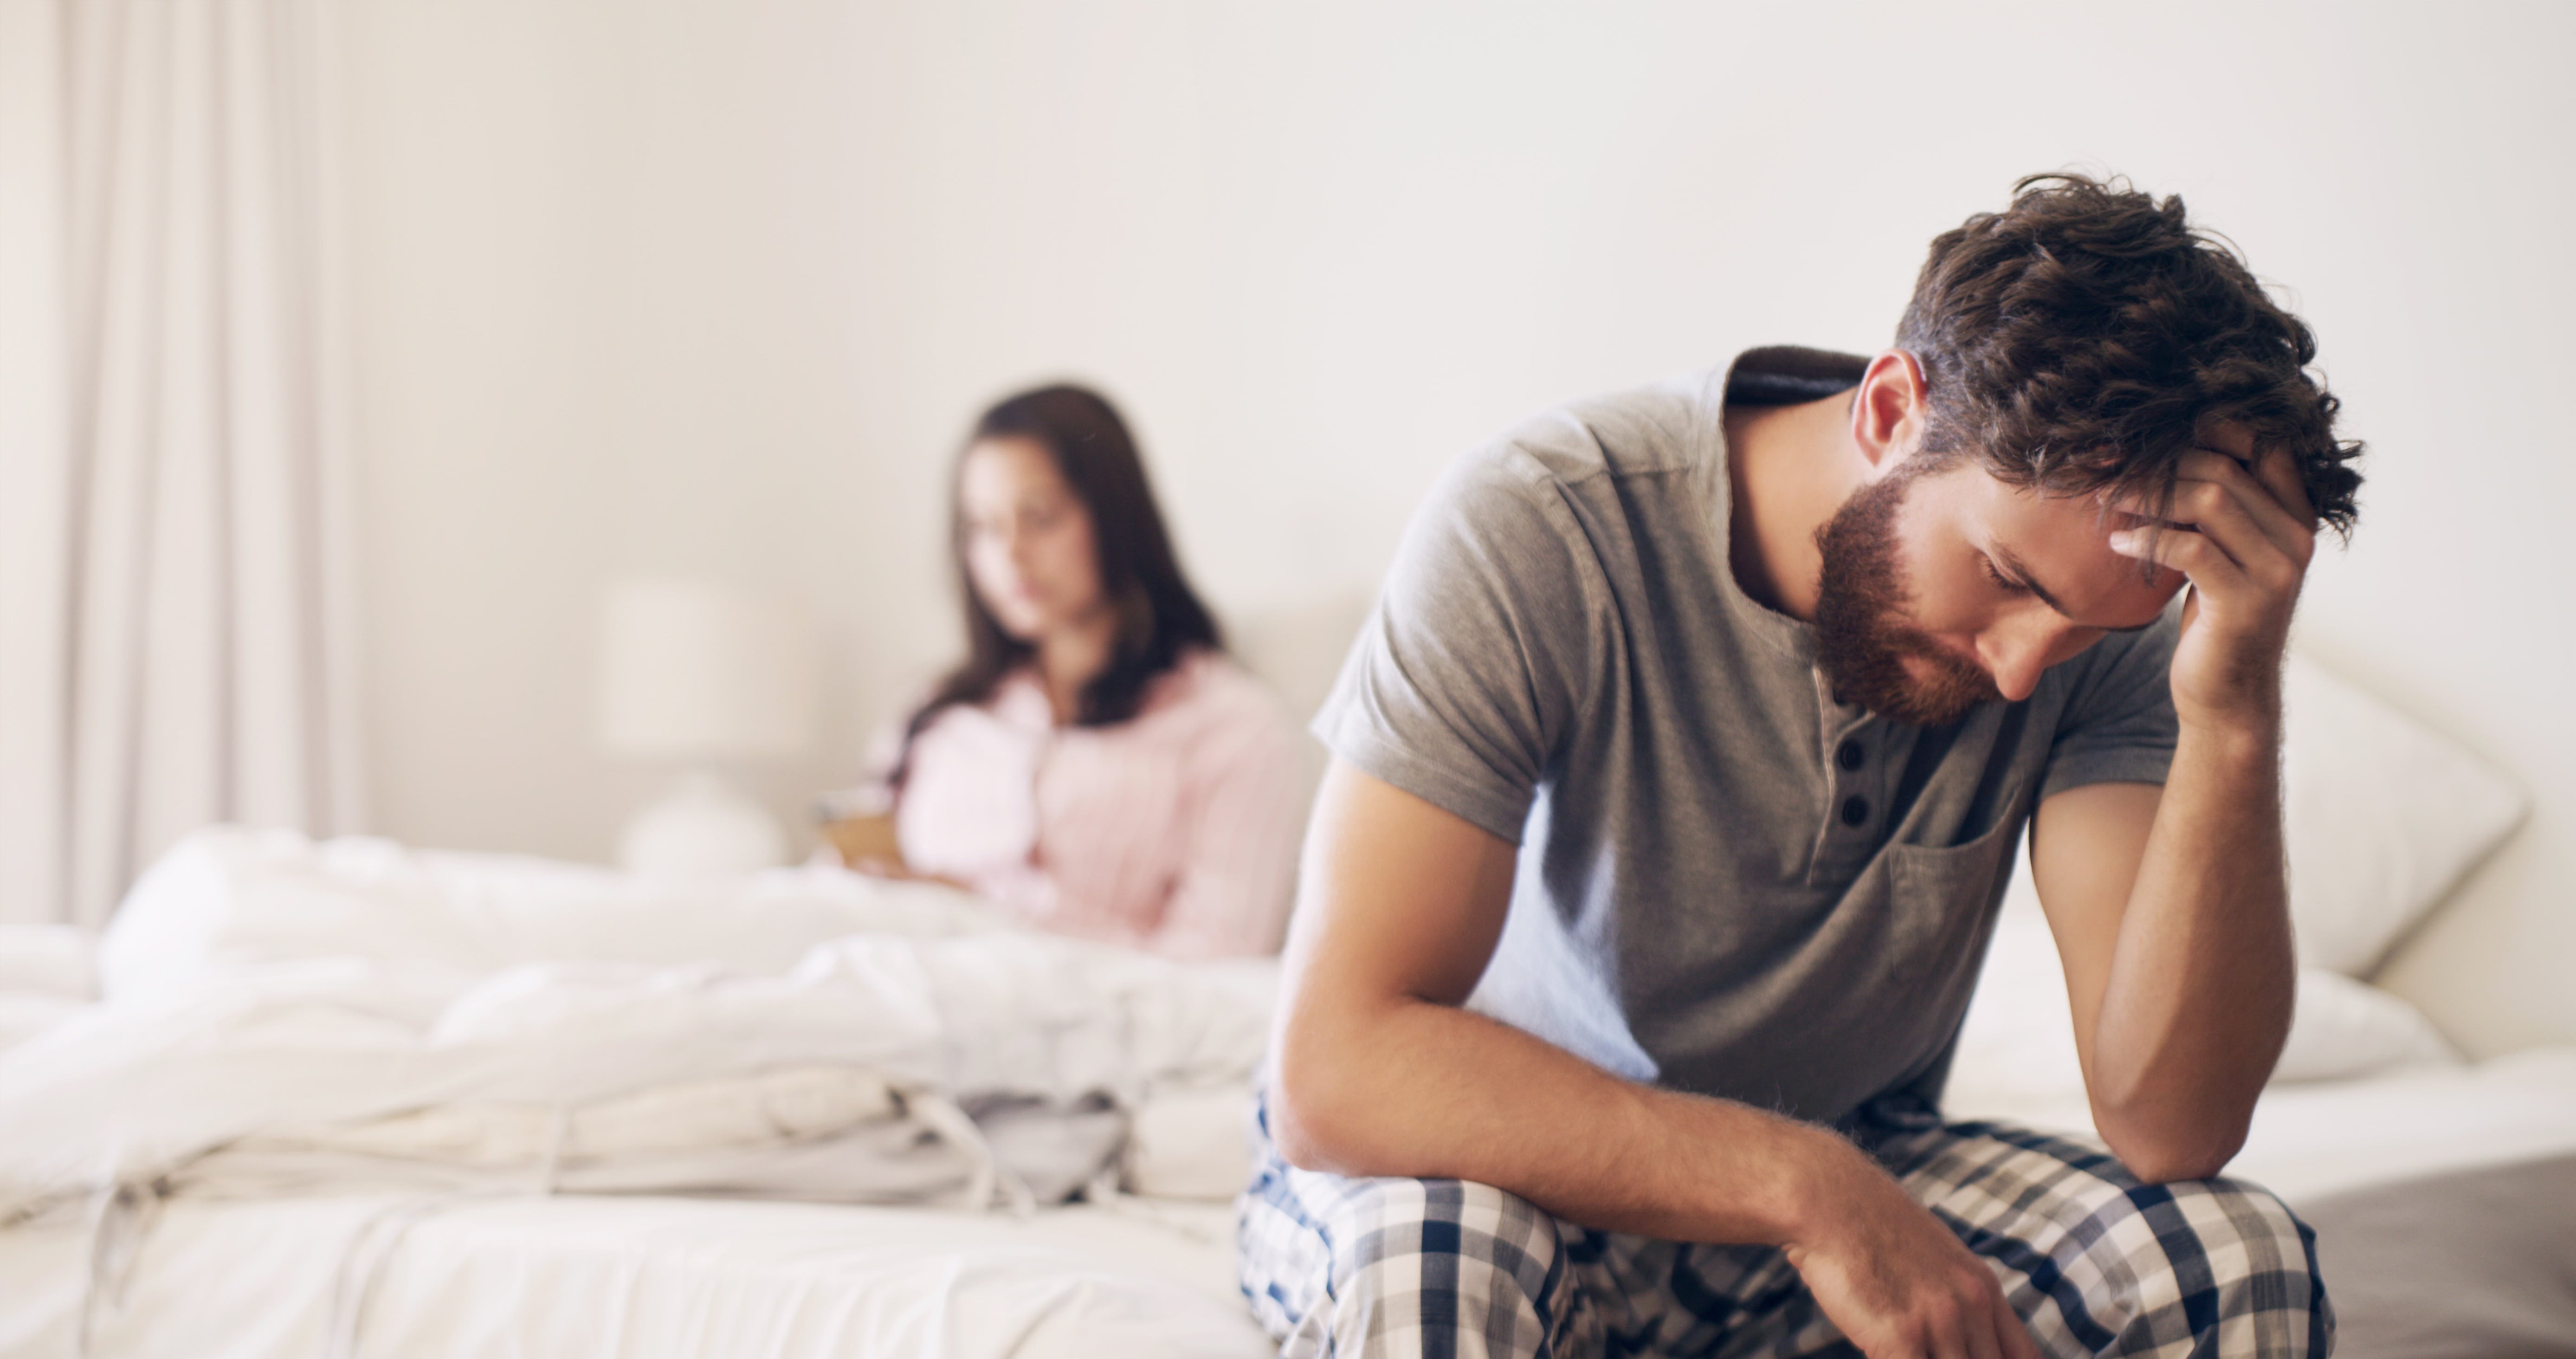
[0, 0, 362, 929]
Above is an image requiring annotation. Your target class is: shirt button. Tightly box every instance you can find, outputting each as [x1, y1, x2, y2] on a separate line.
[1839, 795, 1871, 827]
[1836, 740, 1866, 771]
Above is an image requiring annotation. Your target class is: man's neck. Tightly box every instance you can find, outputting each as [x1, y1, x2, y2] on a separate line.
[1723, 392, 1866, 623]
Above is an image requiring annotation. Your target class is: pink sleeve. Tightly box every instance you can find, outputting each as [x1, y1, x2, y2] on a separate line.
[1141, 693, 1308, 958]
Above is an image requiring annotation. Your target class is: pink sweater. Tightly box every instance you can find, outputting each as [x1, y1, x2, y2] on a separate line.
[892, 651, 1306, 958]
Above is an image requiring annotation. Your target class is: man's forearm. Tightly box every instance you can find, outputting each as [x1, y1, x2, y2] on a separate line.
[2088, 716, 2297, 1179]
[1272, 989, 1851, 1247]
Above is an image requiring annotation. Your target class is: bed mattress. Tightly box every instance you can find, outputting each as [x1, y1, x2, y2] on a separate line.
[1954, 1045, 2576, 1207]
[2302, 1152, 2576, 1359]
[0, 1192, 1268, 1359]
[12, 1047, 2576, 1359]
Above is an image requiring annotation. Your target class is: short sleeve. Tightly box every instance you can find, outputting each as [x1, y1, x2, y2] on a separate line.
[1311, 447, 1614, 843]
[2039, 606, 2183, 802]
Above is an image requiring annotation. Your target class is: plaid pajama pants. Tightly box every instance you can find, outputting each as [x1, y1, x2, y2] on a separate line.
[1236, 1100, 2331, 1358]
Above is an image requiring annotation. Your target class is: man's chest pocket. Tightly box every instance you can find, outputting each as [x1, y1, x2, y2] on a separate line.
[1881, 808, 2026, 985]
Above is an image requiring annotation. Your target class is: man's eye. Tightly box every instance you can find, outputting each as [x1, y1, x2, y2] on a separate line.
[1981, 556, 2030, 594]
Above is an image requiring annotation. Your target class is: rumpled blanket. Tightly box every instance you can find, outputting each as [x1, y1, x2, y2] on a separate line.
[0, 828, 1275, 1225]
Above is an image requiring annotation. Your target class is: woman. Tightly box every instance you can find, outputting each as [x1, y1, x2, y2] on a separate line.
[832, 384, 1304, 958]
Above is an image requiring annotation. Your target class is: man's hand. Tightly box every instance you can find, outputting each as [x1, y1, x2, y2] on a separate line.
[1785, 1135, 2040, 1359]
[2039, 426, 2311, 1185]
[2105, 428, 2319, 733]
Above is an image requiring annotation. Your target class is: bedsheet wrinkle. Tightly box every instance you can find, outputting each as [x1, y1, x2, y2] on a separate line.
[0, 827, 1276, 1230]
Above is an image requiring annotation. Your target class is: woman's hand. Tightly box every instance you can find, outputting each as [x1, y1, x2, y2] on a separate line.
[821, 813, 907, 876]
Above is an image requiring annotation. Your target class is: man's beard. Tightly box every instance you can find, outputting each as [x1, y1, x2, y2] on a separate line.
[1811, 464, 2002, 727]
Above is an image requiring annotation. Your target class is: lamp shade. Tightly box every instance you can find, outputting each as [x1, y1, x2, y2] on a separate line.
[596, 580, 817, 763]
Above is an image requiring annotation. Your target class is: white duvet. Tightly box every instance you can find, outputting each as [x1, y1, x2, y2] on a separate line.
[0, 829, 1276, 1227]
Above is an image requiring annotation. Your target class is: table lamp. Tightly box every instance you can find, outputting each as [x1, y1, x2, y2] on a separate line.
[597, 580, 818, 876]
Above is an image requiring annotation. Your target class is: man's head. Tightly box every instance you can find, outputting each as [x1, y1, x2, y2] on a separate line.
[1814, 173, 2364, 725]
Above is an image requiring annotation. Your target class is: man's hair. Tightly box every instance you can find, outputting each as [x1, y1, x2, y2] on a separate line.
[1896, 172, 2362, 534]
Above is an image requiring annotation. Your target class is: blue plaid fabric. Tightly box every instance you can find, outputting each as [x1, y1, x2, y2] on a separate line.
[1237, 1101, 2331, 1358]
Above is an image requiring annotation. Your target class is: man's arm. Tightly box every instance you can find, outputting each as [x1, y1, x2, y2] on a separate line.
[2031, 437, 2317, 1183]
[1273, 758, 2039, 1359]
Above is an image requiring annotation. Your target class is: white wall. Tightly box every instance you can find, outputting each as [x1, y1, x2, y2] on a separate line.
[342, 0, 2576, 1055]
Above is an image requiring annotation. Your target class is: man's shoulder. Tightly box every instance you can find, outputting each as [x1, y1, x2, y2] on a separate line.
[1463, 368, 1727, 494]
[1460, 347, 1868, 494]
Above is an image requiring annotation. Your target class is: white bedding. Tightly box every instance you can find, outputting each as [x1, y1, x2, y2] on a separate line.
[1951, 1046, 2576, 1207]
[0, 1193, 1267, 1358]
[6, 828, 2575, 1359]
[0, 829, 1282, 1359]
[0, 830, 1275, 1224]
[8, 1057, 2572, 1359]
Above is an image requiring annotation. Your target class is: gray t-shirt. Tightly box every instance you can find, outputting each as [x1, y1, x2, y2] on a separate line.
[1315, 346, 2179, 1125]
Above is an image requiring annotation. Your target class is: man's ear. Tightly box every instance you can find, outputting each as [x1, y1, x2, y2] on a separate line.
[1851, 350, 1930, 478]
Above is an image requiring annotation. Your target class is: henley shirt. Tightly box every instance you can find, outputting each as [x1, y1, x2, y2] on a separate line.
[1313, 346, 2181, 1124]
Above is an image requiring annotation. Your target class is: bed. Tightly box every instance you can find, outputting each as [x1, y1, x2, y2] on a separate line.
[0, 1191, 1263, 1357]
[1, 654, 2570, 1358]
[0, 833, 1286, 1358]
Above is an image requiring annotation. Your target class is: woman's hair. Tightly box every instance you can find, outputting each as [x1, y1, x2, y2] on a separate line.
[890, 383, 1222, 786]
[1897, 172, 2363, 536]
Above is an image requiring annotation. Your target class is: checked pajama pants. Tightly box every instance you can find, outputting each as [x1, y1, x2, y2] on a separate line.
[1236, 1101, 2331, 1359]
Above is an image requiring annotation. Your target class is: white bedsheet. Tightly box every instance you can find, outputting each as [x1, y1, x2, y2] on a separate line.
[1954, 1047, 2576, 1207]
[9, 1048, 2573, 1359]
[0, 1193, 1268, 1359]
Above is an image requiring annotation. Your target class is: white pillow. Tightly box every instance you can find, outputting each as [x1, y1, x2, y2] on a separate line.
[1947, 877, 2465, 1126]
[2273, 968, 2458, 1083]
[2280, 655, 2526, 976]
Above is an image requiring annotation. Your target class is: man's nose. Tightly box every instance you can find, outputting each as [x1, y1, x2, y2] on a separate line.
[1977, 620, 2061, 703]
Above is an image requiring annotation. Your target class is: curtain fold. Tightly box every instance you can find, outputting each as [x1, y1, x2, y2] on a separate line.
[0, 0, 362, 929]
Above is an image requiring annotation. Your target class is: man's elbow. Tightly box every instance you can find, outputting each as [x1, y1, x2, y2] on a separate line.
[1268, 1022, 1394, 1176]
[2084, 1036, 2280, 1184]
[1264, 1087, 1340, 1173]
[2093, 1102, 2252, 1185]
[2105, 1137, 2243, 1186]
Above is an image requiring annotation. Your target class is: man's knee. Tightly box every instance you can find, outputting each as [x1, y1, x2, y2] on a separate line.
[2080, 1177, 2331, 1355]
[1249, 1171, 1580, 1356]
[1331, 1176, 1569, 1307]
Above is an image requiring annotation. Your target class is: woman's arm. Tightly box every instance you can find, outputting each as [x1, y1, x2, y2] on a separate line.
[1143, 689, 1308, 958]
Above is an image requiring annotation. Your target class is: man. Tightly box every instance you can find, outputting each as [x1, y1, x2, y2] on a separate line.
[1238, 174, 2363, 1358]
